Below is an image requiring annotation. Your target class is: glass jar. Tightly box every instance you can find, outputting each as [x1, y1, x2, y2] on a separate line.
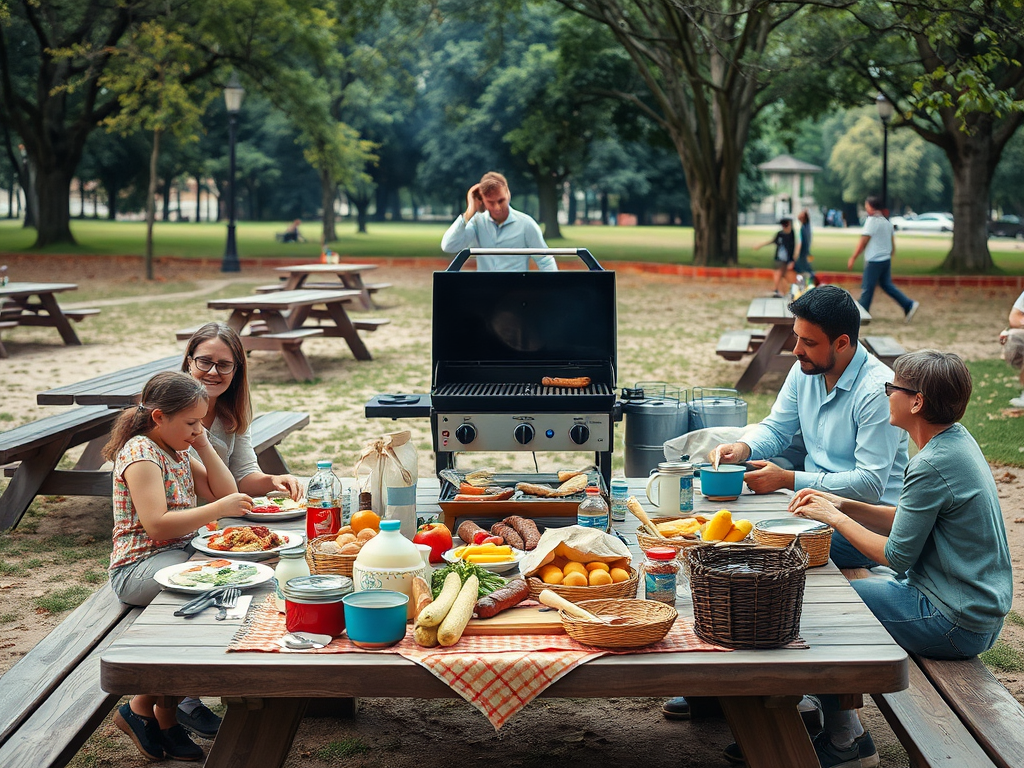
[643, 547, 680, 605]
[610, 478, 629, 523]
[274, 544, 311, 613]
[283, 574, 353, 637]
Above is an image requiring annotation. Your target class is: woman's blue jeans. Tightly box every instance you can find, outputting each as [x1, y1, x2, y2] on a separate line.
[852, 574, 1001, 659]
[859, 259, 912, 314]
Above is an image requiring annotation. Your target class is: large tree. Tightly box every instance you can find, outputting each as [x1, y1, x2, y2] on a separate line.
[556, 0, 800, 265]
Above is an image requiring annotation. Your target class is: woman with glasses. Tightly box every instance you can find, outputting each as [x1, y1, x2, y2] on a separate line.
[181, 323, 302, 502]
[783, 350, 1012, 767]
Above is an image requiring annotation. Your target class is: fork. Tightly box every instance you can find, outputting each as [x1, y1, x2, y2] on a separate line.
[214, 588, 241, 621]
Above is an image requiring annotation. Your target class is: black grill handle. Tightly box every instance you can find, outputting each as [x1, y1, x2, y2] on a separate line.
[447, 248, 604, 272]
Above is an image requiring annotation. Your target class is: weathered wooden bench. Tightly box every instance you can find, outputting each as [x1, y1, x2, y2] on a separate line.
[0, 583, 142, 768]
[715, 330, 766, 361]
[1, 410, 309, 530]
[861, 335, 906, 366]
[872, 653, 1024, 768]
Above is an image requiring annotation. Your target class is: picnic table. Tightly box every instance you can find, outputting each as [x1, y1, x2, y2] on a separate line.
[726, 296, 871, 392]
[99, 478, 908, 768]
[0, 281, 100, 352]
[256, 263, 387, 311]
[206, 289, 385, 381]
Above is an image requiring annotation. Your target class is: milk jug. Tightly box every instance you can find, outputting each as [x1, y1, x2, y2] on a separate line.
[351, 519, 426, 619]
[645, 461, 694, 515]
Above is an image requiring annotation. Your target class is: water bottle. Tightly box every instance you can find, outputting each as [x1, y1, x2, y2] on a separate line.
[577, 486, 610, 532]
[0, 265, 7, 287]
[610, 478, 628, 523]
[306, 460, 342, 540]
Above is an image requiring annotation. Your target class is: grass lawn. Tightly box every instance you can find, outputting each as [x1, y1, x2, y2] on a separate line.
[4, 218, 1024, 274]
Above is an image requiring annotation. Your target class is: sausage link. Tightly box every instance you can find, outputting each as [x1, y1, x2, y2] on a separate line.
[541, 376, 591, 388]
[491, 522, 524, 550]
[457, 520, 488, 545]
[474, 579, 530, 618]
[504, 515, 541, 551]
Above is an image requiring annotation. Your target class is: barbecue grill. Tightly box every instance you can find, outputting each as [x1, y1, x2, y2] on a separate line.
[366, 248, 618, 489]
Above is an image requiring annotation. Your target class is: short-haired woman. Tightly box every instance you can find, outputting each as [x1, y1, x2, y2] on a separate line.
[787, 350, 1012, 766]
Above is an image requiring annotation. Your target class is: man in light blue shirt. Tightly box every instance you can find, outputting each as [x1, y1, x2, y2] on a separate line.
[714, 285, 909, 567]
[440, 172, 557, 271]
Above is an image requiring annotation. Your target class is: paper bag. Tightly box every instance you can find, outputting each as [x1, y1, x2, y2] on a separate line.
[354, 430, 418, 538]
[519, 525, 631, 577]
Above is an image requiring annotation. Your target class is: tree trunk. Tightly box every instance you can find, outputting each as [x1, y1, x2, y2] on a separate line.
[355, 198, 369, 234]
[534, 173, 562, 240]
[939, 130, 995, 273]
[688, 172, 738, 267]
[196, 177, 202, 223]
[161, 178, 171, 221]
[320, 170, 337, 243]
[373, 186, 388, 222]
[600, 192, 608, 225]
[145, 130, 161, 281]
[31, 165, 72, 246]
[106, 180, 118, 220]
[7, 179, 14, 218]
[567, 182, 577, 226]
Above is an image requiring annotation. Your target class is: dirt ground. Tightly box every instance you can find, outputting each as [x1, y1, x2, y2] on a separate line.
[0, 253, 1022, 768]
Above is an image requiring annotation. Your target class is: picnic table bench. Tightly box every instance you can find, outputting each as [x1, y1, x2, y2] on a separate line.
[0, 282, 100, 350]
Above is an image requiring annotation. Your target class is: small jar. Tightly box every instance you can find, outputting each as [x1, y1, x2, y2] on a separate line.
[274, 544, 311, 613]
[610, 478, 629, 523]
[643, 547, 680, 605]
[283, 574, 353, 637]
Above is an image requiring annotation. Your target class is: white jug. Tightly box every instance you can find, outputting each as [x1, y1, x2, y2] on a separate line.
[645, 461, 695, 516]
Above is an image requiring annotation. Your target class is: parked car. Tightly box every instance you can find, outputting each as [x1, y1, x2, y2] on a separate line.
[890, 212, 955, 233]
[988, 215, 1024, 239]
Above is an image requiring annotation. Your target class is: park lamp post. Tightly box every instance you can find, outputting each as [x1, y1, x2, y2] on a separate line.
[876, 93, 894, 213]
[221, 74, 245, 273]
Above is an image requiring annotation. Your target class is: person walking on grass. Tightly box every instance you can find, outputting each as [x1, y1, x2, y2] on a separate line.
[848, 195, 920, 322]
[754, 217, 795, 297]
[103, 372, 254, 762]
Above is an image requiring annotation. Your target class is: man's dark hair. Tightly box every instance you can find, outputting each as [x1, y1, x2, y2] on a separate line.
[866, 195, 884, 210]
[789, 285, 860, 346]
[780, 217, 792, 227]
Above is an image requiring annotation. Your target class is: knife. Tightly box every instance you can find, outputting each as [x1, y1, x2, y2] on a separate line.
[173, 587, 228, 617]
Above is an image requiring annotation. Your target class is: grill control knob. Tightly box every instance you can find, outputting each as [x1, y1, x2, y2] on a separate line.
[455, 424, 477, 445]
[569, 424, 590, 445]
[513, 423, 535, 445]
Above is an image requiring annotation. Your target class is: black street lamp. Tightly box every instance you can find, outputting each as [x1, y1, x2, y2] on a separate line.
[221, 74, 245, 273]
[875, 93, 894, 213]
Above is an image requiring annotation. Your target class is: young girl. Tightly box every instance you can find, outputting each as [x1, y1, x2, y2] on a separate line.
[103, 371, 253, 762]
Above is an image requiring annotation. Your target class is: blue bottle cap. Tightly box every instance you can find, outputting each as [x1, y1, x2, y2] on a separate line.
[316, 460, 333, 469]
[379, 519, 401, 531]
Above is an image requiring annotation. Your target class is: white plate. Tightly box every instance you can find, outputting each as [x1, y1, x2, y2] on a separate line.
[154, 559, 274, 594]
[442, 547, 526, 574]
[191, 528, 303, 561]
[243, 497, 306, 522]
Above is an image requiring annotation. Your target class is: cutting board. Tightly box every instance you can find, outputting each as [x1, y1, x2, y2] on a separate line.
[463, 604, 565, 635]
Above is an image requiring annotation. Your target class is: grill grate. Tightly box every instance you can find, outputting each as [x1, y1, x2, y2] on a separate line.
[434, 382, 613, 398]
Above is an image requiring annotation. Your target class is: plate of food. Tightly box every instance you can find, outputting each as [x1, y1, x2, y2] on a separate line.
[244, 494, 306, 522]
[191, 525, 302, 561]
[442, 545, 526, 574]
[154, 558, 275, 594]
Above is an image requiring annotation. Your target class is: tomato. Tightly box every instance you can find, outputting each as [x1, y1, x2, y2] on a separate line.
[412, 522, 454, 564]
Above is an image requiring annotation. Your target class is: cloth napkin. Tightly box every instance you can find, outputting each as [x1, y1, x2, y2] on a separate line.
[225, 594, 252, 621]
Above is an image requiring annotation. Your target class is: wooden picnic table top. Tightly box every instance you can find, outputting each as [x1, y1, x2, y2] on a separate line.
[747, 296, 872, 325]
[207, 289, 361, 312]
[36, 355, 182, 407]
[100, 477, 907, 768]
[0, 282, 79, 298]
[273, 263, 378, 276]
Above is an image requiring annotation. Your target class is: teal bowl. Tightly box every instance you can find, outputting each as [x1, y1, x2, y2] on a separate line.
[694, 464, 747, 499]
[342, 590, 409, 648]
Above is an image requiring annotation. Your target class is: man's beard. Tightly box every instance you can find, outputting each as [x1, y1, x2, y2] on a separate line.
[798, 348, 836, 376]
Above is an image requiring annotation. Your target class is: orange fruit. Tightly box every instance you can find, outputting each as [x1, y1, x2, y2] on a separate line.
[588, 569, 613, 586]
[585, 561, 610, 572]
[609, 567, 631, 583]
[350, 509, 380, 533]
[563, 561, 587, 576]
[562, 571, 588, 587]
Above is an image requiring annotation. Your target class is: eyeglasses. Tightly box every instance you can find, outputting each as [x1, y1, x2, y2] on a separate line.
[189, 356, 236, 375]
[884, 382, 919, 398]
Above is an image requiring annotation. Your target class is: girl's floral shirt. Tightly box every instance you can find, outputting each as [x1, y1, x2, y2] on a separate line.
[110, 435, 197, 571]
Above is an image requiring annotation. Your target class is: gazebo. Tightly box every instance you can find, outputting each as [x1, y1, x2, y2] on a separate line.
[755, 154, 823, 221]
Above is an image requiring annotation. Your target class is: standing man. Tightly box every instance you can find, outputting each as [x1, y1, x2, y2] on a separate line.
[793, 209, 817, 286]
[848, 195, 919, 321]
[440, 172, 557, 271]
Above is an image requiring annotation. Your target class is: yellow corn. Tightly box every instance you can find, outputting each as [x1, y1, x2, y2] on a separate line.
[703, 509, 733, 541]
[465, 554, 515, 563]
[724, 519, 753, 542]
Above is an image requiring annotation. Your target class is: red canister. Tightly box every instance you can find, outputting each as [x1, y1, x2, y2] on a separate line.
[283, 574, 353, 637]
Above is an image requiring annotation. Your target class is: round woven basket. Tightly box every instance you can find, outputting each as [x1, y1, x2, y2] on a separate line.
[306, 533, 357, 577]
[636, 516, 705, 557]
[752, 522, 832, 567]
[685, 540, 809, 649]
[560, 598, 678, 649]
[526, 567, 639, 603]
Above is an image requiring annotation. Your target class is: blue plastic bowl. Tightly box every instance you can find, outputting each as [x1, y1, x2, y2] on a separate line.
[694, 464, 747, 499]
[342, 590, 409, 648]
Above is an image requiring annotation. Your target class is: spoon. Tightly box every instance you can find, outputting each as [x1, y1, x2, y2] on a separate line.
[538, 589, 629, 625]
[282, 632, 328, 649]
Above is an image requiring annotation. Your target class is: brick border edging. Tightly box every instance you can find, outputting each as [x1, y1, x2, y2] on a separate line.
[4, 252, 1023, 288]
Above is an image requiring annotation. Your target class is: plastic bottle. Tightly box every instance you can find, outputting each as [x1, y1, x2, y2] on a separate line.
[0, 265, 8, 287]
[610, 477, 629, 523]
[306, 460, 342, 540]
[577, 486, 610, 531]
[273, 544, 310, 613]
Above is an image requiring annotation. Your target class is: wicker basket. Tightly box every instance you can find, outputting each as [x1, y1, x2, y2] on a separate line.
[526, 567, 639, 603]
[751, 521, 832, 567]
[559, 598, 677, 649]
[685, 539, 809, 649]
[636, 516, 705, 557]
[306, 533, 356, 577]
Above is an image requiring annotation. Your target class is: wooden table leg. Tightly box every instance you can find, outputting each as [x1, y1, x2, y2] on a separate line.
[734, 324, 795, 392]
[37, 293, 82, 345]
[0, 436, 73, 530]
[203, 697, 307, 768]
[322, 302, 372, 361]
[719, 695, 818, 768]
[225, 309, 254, 334]
[282, 275, 304, 290]
[340, 275, 374, 310]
